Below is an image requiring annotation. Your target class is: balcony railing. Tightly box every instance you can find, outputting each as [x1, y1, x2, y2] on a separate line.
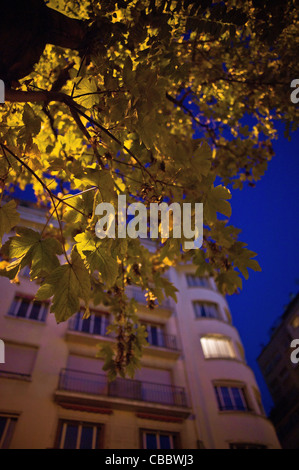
[146, 332, 178, 351]
[68, 316, 179, 351]
[0, 370, 31, 381]
[58, 368, 188, 407]
[68, 315, 110, 337]
[126, 286, 172, 309]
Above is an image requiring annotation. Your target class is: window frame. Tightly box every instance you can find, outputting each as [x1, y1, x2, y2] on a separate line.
[8, 295, 48, 323]
[143, 323, 165, 347]
[193, 301, 220, 320]
[186, 274, 211, 289]
[55, 419, 103, 449]
[200, 336, 236, 359]
[140, 429, 179, 449]
[214, 384, 250, 412]
[0, 415, 18, 449]
[71, 310, 109, 336]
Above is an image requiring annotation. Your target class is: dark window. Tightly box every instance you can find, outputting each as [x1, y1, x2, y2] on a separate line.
[146, 433, 158, 449]
[8, 296, 47, 322]
[93, 316, 103, 335]
[30, 301, 43, 320]
[193, 302, 219, 319]
[57, 420, 102, 449]
[142, 431, 177, 449]
[64, 424, 78, 449]
[0, 416, 17, 449]
[70, 311, 108, 336]
[80, 425, 94, 449]
[17, 299, 30, 318]
[186, 275, 211, 288]
[215, 386, 249, 411]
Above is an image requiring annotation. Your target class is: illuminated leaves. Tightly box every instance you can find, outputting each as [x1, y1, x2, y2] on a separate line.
[204, 185, 232, 222]
[0, 200, 20, 247]
[35, 248, 91, 323]
[0, 0, 294, 375]
[74, 77, 100, 109]
[75, 231, 119, 287]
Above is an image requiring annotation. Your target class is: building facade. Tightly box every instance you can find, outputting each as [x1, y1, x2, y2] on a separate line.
[257, 293, 299, 449]
[0, 205, 280, 449]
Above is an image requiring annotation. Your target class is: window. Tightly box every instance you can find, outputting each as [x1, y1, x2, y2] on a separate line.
[0, 416, 17, 449]
[8, 295, 48, 322]
[70, 311, 109, 336]
[144, 324, 165, 347]
[214, 385, 249, 411]
[291, 315, 299, 329]
[142, 431, 178, 449]
[230, 443, 266, 449]
[200, 336, 236, 359]
[0, 343, 37, 379]
[186, 274, 211, 289]
[193, 301, 219, 319]
[56, 420, 102, 449]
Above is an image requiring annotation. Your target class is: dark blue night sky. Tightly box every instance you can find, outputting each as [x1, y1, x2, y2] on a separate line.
[227, 122, 299, 413]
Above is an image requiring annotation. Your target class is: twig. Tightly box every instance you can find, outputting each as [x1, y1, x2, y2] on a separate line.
[1, 144, 71, 264]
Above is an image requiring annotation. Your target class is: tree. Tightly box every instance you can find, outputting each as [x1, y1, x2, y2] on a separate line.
[0, 0, 298, 379]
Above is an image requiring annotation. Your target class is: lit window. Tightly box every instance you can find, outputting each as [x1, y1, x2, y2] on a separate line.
[142, 431, 177, 449]
[186, 274, 210, 289]
[69, 311, 109, 336]
[200, 336, 236, 359]
[57, 420, 102, 449]
[214, 385, 249, 411]
[0, 416, 17, 449]
[8, 295, 48, 322]
[193, 301, 219, 319]
[291, 315, 299, 329]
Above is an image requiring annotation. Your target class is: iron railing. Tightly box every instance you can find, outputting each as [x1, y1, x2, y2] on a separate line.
[146, 332, 178, 351]
[68, 317, 179, 351]
[68, 315, 110, 337]
[58, 368, 188, 407]
[126, 286, 172, 309]
[0, 370, 31, 380]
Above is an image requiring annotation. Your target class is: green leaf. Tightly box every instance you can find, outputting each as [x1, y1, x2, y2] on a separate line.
[75, 77, 100, 108]
[204, 185, 232, 222]
[35, 248, 91, 323]
[216, 270, 243, 295]
[9, 227, 62, 279]
[75, 231, 119, 287]
[192, 140, 212, 177]
[0, 200, 20, 247]
[22, 104, 41, 136]
[30, 238, 63, 279]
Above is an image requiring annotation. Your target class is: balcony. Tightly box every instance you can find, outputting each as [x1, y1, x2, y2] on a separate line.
[55, 369, 190, 418]
[66, 315, 180, 358]
[147, 332, 178, 351]
[126, 286, 172, 311]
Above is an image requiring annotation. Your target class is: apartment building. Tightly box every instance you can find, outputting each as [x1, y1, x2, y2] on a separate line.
[0, 204, 280, 449]
[257, 293, 299, 449]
